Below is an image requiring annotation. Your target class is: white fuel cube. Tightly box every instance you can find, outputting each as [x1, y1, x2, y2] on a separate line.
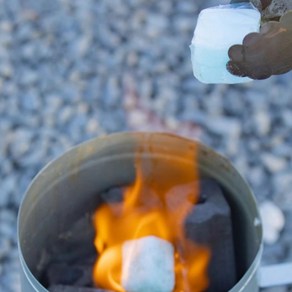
[190, 3, 261, 84]
[121, 236, 175, 292]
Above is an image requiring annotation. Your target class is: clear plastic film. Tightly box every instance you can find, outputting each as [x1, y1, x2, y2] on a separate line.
[190, 3, 261, 84]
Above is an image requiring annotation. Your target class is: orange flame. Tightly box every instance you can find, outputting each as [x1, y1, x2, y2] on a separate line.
[93, 140, 210, 291]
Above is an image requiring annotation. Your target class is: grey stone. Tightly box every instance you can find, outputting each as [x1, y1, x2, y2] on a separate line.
[0, 21, 13, 33]
[206, 117, 241, 137]
[21, 92, 41, 112]
[262, 242, 287, 266]
[59, 106, 74, 124]
[0, 175, 18, 205]
[0, 220, 16, 242]
[85, 118, 100, 135]
[272, 143, 292, 157]
[8, 129, 33, 158]
[173, 15, 194, 33]
[0, 208, 15, 222]
[1, 264, 21, 292]
[273, 173, 292, 210]
[21, 44, 36, 60]
[0, 62, 13, 78]
[19, 144, 46, 167]
[260, 201, 285, 245]
[145, 13, 168, 37]
[0, 158, 13, 176]
[176, 1, 198, 14]
[0, 190, 10, 208]
[102, 77, 120, 108]
[254, 110, 271, 136]
[262, 154, 287, 173]
[282, 109, 292, 128]
[74, 36, 91, 57]
[0, 238, 11, 260]
[0, 33, 13, 47]
[19, 70, 39, 85]
[249, 166, 266, 187]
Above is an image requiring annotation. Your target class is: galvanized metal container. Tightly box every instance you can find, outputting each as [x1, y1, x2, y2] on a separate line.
[17, 132, 263, 291]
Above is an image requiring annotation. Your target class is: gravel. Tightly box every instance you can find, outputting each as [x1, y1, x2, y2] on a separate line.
[1, 0, 292, 291]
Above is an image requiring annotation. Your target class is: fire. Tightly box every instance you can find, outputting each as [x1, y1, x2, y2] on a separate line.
[93, 139, 210, 291]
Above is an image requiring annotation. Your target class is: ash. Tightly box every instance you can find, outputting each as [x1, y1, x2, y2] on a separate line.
[0, 0, 292, 291]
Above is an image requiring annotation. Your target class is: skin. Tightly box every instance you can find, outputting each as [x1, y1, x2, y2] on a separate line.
[227, 1, 292, 79]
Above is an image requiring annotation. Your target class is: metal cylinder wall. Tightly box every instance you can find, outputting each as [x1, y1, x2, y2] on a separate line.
[17, 132, 263, 292]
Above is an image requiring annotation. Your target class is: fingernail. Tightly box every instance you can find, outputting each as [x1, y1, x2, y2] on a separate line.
[226, 61, 244, 76]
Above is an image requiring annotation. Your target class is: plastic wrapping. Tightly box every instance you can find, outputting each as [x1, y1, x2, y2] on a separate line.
[190, 3, 261, 84]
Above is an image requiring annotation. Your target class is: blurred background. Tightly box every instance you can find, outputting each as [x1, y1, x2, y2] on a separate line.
[0, 0, 292, 291]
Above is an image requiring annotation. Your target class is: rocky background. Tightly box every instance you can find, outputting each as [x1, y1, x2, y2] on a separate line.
[0, 0, 292, 291]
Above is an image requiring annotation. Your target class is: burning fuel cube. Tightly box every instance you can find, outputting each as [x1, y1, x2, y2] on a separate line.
[121, 236, 175, 292]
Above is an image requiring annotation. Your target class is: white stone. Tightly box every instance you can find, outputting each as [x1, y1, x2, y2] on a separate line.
[190, 3, 261, 84]
[254, 110, 271, 136]
[122, 236, 175, 292]
[259, 201, 285, 245]
[262, 154, 287, 173]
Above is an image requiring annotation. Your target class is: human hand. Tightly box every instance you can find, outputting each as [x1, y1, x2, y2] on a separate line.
[227, 11, 292, 79]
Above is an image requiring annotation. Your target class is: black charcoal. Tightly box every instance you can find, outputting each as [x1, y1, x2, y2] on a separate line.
[49, 285, 112, 292]
[185, 178, 237, 292]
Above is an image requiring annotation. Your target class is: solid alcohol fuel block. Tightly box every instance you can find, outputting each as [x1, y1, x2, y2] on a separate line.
[121, 236, 175, 292]
[190, 3, 261, 84]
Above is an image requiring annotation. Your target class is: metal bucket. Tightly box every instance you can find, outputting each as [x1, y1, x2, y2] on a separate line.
[17, 132, 263, 291]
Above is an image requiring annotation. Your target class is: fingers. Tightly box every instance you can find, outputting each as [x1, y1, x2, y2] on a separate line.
[242, 32, 261, 46]
[228, 45, 244, 62]
[226, 60, 247, 77]
[227, 39, 263, 78]
[227, 44, 252, 78]
[248, 65, 272, 80]
[273, 64, 292, 76]
[228, 22, 287, 77]
[227, 43, 272, 79]
[227, 10, 292, 80]
[226, 60, 272, 80]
